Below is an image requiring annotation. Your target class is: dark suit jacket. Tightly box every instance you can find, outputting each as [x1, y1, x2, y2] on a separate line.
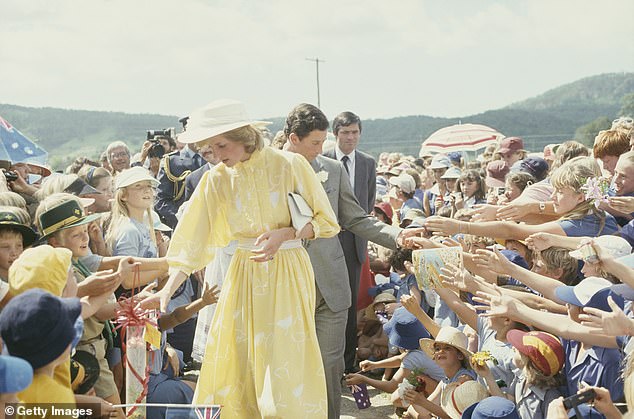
[155, 149, 204, 228]
[184, 163, 212, 202]
[323, 148, 377, 264]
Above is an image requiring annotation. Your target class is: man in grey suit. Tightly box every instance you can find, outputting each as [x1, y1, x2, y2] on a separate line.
[284, 104, 412, 419]
[323, 111, 378, 373]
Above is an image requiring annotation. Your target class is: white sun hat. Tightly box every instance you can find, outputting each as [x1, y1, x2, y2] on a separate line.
[178, 99, 272, 144]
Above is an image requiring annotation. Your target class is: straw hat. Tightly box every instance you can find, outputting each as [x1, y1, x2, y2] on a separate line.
[178, 99, 271, 144]
[441, 381, 489, 419]
[364, 291, 396, 319]
[419, 326, 473, 364]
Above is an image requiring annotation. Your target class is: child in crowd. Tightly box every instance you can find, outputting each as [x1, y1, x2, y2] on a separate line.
[0, 206, 37, 282]
[455, 169, 487, 210]
[0, 289, 81, 407]
[402, 326, 477, 418]
[473, 330, 564, 418]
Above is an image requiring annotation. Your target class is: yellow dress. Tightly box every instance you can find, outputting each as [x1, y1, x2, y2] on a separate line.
[167, 147, 339, 418]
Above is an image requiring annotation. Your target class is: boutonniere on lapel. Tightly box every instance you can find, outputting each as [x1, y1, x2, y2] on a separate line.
[316, 170, 329, 183]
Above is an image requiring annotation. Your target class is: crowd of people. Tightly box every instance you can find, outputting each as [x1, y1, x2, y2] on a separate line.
[0, 100, 632, 419]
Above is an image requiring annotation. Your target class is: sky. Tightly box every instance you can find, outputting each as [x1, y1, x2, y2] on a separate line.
[1, 0, 633, 121]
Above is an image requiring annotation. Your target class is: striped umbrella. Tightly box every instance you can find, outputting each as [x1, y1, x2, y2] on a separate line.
[420, 123, 504, 155]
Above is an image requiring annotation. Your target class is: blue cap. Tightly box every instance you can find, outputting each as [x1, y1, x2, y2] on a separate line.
[0, 289, 82, 369]
[0, 355, 33, 393]
[447, 152, 462, 163]
[383, 307, 430, 350]
[500, 249, 529, 270]
[462, 396, 520, 419]
[555, 276, 612, 307]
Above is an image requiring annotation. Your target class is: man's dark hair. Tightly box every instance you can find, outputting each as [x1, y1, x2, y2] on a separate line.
[284, 103, 329, 140]
[332, 111, 362, 135]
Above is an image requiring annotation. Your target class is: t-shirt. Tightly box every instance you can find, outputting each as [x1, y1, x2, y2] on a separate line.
[511, 374, 563, 419]
[558, 213, 618, 237]
[113, 218, 158, 259]
[401, 349, 445, 382]
[476, 317, 515, 389]
[19, 373, 75, 417]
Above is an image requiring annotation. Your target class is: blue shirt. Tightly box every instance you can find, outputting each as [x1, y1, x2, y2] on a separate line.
[558, 213, 618, 237]
[113, 218, 158, 259]
[562, 338, 624, 418]
[401, 349, 446, 382]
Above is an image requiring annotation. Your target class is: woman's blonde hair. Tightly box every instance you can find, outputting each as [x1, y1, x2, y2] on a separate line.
[34, 174, 78, 201]
[104, 184, 155, 253]
[550, 156, 604, 224]
[197, 125, 264, 154]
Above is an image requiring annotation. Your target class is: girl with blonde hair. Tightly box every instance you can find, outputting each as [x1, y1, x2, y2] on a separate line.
[426, 157, 618, 240]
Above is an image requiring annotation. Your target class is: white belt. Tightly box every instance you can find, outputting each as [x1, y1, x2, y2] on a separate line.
[237, 238, 303, 250]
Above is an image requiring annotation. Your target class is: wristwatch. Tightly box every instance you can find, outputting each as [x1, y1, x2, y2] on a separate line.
[539, 202, 546, 214]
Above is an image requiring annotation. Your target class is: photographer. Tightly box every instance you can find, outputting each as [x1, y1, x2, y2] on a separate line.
[1, 161, 42, 220]
[135, 134, 176, 178]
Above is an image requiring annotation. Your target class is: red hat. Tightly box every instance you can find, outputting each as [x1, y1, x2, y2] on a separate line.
[373, 202, 393, 221]
[485, 160, 509, 188]
[506, 330, 564, 376]
[498, 137, 524, 154]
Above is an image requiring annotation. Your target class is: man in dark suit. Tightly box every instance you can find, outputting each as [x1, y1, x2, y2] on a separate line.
[323, 111, 377, 373]
[154, 143, 205, 229]
[183, 142, 217, 202]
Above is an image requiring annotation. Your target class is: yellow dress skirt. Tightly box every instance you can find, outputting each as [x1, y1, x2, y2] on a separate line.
[193, 239, 327, 418]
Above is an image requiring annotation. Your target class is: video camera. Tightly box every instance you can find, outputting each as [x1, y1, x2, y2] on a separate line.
[146, 128, 176, 159]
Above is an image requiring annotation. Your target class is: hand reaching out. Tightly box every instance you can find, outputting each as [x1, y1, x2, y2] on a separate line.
[473, 248, 512, 274]
[472, 285, 521, 319]
[579, 295, 634, 336]
[608, 196, 634, 214]
[468, 204, 499, 222]
[525, 232, 557, 251]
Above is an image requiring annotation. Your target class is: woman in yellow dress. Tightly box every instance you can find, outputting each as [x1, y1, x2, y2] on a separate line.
[144, 100, 339, 418]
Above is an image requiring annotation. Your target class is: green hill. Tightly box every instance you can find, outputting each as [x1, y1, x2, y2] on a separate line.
[1, 72, 632, 170]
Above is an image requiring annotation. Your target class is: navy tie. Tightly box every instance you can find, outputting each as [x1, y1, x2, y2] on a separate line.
[341, 155, 350, 175]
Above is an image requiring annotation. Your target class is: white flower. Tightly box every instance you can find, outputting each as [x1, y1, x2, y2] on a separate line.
[316, 170, 329, 183]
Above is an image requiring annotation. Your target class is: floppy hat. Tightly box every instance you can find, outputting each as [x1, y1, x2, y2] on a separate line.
[419, 326, 473, 363]
[9, 245, 73, 297]
[497, 137, 525, 154]
[0, 354, 33, 394]
[70, 350, 100, 394]
[506, 330, 564, 376]
[389, 173, 416, 193]
[462, 396, 520, 419]
[569, 236, 632, 260]
[441, 167, 462, 180]
[365, 291, 397, 319]
[178, 99, 272, 144]
[429, 154, 451, 170]
[0, 289, 81, 369]
[115, 166, 160, 190]
[373, 202, 394, 221]
[485, 160, 509, 188]
[383, 307, 430, 350]
[38, 199, 102, 239]
[441, 381, 489, 419]
[554, 276, 612, 307]
[64, 177, 101, 196]
[447, 152, 462, 164]
[0, 208, 38, 247]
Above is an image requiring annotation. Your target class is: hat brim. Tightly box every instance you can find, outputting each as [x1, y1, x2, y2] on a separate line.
[0, 355, 33, 393]
[485, 176, 506, 188]
[609, 284, 634, 301]
[554, 285, 583, 307]
[115, 174, 160, 190]
[39, 213, 102, 241]
[0, 222, 38, 247]
[178, 120, 272, 144]
[429, 163, 450, 170]
[419, 337, 473, 367]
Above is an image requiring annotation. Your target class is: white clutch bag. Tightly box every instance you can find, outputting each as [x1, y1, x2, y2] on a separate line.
[287, 192, 314, 231]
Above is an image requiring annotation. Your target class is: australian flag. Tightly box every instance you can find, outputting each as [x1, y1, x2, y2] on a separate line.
[0, 116, 48, 164]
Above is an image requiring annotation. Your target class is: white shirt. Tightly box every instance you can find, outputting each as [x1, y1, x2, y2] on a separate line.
[334, 146, 355, 191]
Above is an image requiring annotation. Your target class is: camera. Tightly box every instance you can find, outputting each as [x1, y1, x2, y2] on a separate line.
[3, 171, 18, 182]
[496, 187, 506, 196]
[146, 128, 176, 160]
[562, 388, 595, 409]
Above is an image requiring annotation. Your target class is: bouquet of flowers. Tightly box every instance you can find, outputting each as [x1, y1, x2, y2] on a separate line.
[471, 350, 498, 366]
[581, 176, 611, 208]
[397, 368, 427, 407]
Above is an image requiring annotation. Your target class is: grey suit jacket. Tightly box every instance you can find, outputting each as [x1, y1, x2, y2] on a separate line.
[323, 148, 377, 263]
[307, 155, 400, 312]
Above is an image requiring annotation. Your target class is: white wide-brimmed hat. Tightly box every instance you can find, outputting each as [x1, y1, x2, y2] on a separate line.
[441, 381, 490, 419]
[178, 99, 271, 144]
